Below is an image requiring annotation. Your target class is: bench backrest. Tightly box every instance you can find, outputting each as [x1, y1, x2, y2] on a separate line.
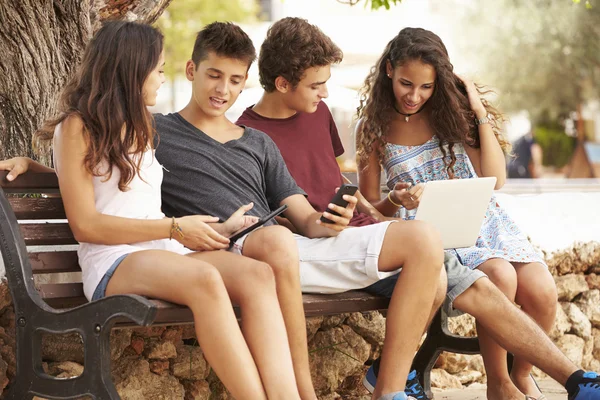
[0, 171, 85, 309]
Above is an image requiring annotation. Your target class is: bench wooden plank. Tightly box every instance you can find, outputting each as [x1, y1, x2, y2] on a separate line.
[0, 171, 59, 193]
[21, 223, 76, 246]
[30, 251, 80, 274]
[38, 282, 390, 324]
[9, 197, 66, 220]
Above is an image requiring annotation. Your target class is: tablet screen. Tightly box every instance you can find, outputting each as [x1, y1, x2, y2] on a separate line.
[228, 204, 288, 247]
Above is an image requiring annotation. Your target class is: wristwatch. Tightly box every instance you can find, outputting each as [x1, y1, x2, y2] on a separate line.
[475, 114, 491, 126]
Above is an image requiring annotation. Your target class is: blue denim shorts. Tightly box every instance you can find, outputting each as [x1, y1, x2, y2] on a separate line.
[91, 254, 130, 301]
[364, 252, 486, 316]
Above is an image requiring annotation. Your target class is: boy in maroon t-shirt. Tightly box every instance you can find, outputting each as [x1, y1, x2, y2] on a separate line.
[236, 17, 442, 399]
[238, 101, 377, 227]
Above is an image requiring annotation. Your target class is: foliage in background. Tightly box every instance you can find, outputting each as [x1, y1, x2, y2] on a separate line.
[156, 0, 258, 79]
[449, 0, 599, 124]
[336, 0, 403, 10]
[535, 125, 577, 168]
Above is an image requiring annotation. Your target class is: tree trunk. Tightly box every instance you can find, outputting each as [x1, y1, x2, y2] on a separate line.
[0, 0, 172, 163]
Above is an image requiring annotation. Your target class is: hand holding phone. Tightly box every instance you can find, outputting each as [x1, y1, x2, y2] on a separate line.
[320, 184, 358, 224]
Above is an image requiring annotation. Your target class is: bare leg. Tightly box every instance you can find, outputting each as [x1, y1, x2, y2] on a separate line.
[372, 220, 445, 399]
[242, 225, 317, 400]
[511, 262, 558, 398]
[188, 250, 301, 400]
[105, 250, 267, 400]
[453, 278, 578, 388]
[429, 268, 448, 327]
[476, 259, 522, 400]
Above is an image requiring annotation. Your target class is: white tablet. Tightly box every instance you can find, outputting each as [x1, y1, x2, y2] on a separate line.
[414, 177, 497, 249]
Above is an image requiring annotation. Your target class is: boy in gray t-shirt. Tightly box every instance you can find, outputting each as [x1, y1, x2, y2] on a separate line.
[155, 113, 305, 221]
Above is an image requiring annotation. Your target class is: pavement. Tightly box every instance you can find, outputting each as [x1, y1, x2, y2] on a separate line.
[434, 378, 567, 399]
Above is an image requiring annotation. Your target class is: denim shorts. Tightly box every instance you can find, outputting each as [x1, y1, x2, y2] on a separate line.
[364, 252, 486, 316]
[91, 254, 130, 301]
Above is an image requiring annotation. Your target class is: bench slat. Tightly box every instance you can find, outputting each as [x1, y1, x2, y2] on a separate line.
[0, 171, 59, 193]
[39, 283, 84, 299]
[30, 251, 79, 274]
[21, 223, 76, 246]
[9, 197, 66, 219]
[39, 283, 390, 325]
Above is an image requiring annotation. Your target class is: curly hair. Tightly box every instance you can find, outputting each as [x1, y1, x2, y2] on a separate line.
[258, 17, 343, 92]
[356, 27, 510, 178]
[35, 21, 163, 191]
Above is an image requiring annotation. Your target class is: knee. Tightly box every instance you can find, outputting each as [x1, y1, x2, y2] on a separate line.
[480, 260, 518, 297]
[238, 260, 277, 293]
[397, 220, 444, 267]
[457, 277, 507, 313]
[187, 265, 227, 301]
[245, 225, 299, 278]
[518, 268, 558, 310]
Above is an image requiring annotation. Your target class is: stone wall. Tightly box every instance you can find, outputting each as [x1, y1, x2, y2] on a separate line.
[0, 241, 598, 399]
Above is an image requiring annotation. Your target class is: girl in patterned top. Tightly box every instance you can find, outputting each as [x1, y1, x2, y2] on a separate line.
[355, 27, 556, 400]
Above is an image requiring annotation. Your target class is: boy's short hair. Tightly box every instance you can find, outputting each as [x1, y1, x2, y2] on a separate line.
[191, 22, 256, 68]
[258, 17, 343, 92]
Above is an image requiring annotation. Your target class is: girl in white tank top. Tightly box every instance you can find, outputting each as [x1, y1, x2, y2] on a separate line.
[33, 21, 302, 399]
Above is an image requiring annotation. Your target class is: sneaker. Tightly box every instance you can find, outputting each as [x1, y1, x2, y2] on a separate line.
[376, 392, 416, 400]
[363, 358, 429, 399]
[404, 370, 429, 400]
[569, 371, 600, 400]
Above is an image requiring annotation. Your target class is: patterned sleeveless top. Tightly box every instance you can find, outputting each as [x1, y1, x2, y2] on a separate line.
[382, 136, 545, 269]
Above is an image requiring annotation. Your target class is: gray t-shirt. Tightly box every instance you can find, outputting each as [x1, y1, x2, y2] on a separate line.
[154, 113, 305, 222]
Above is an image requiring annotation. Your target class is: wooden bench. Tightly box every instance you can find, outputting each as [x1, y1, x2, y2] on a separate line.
[0, 171, 479, 399]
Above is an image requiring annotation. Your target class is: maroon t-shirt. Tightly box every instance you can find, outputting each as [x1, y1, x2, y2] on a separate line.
[237, 102, 377, 227]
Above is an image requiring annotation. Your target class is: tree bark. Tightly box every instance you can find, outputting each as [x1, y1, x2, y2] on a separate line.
[0, 0, 172, 162]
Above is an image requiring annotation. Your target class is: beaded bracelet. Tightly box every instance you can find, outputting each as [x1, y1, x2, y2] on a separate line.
[169, 217, 184, 240]
[387, 191, 403, 208]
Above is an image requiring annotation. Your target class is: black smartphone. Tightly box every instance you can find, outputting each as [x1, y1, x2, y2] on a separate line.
[228, 204, 288, 248]
[319, 184, 358, 224]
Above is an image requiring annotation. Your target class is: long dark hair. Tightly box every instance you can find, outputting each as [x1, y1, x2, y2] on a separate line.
[36, 21, 164, 191]
[356, 27, 509, 177]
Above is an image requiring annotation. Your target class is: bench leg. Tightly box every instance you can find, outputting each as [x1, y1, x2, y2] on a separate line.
[1, 377, 35, 400]
[412, 331, 443, 399]
[83, 323, 120, 400]
[412, 309, 481, 399]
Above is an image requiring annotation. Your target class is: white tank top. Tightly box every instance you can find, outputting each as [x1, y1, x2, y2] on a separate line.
[54, 135, 191, 300]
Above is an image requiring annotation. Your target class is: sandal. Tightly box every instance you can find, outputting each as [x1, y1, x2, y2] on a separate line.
[524, 374, 546, 400]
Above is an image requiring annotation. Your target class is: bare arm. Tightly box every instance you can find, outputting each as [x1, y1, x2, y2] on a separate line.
[54, 115, 229, 251]
[460, 77, 506, 189]
[0, 157, 55, 181]
[280, 194, 356, 239]
[464, 119, 507, 189]
[342, 174, 387, 222]
[355, 119, 404, 217]
[274, 216, 299, 233]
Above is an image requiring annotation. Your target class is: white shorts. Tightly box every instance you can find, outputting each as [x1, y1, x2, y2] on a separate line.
[295, 221, 399, 293]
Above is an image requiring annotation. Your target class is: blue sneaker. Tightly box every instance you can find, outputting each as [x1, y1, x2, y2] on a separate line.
[363, 359, 429, 399]
[377, 392, 412, 400]
[363, 363, 377, 393]
[404, 370, 428, 399]
[568, 371, 600, 400]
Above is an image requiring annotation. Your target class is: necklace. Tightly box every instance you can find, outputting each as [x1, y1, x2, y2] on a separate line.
[393, 103, 425, 122]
